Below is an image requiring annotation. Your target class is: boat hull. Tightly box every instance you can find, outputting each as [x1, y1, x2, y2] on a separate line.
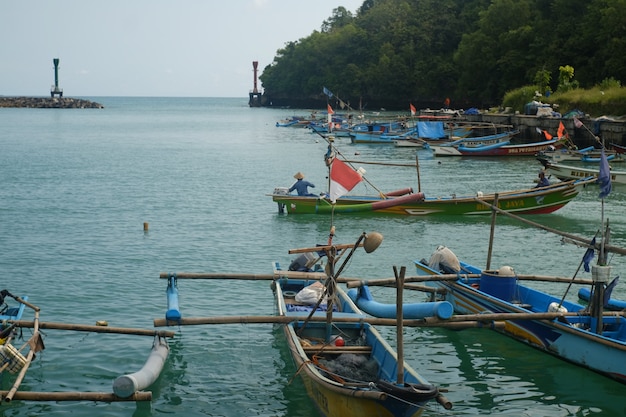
[546, 162, 626, 185]
[415, 261, 626, 384]
[274, 275, 438, 417]
[434, 138, 561, 157]
[271, 179, 586, 215]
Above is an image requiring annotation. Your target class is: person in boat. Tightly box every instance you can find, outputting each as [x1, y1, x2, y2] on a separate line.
[535, 170, 550, 188]
[289, 172, 316, 196]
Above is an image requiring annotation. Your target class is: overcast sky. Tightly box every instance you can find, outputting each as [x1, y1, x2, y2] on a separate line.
[1, 0, 363, 97]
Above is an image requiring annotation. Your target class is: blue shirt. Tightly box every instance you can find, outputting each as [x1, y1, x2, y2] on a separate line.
[535, 177, 550, 188]
[289, 179, 315, 196]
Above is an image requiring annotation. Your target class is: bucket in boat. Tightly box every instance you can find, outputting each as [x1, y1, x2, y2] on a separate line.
[479, 267, 517, 302]
[0, 343, 27, 374]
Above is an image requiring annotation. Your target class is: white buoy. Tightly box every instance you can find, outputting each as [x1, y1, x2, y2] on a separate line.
[113, 336, 169, 398]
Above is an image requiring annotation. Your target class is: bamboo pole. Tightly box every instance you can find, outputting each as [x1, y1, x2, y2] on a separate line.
[474, 196, 626, 256]
[0, 390, 152, 402]
[160, 271, 592, 286]
[486, 193, 499, 270]
[10, 321, 175, 338]
[394, 266, 405, 385]
[153, 314, 509, 329]
[345, 273, 595, 288]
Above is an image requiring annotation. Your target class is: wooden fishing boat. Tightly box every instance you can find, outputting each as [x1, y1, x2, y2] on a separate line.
[611, 142, 626, 155]
[405, 169, 626, 384]
[271, 177, 590, 216]
[538, 158, 626, 185]
[432, 137, 563, 157]
[539, 146, 623, 163]
[427, 130, 519, 155]
[272, 272, 444, 416]
[155, 229, 452, 416]
[413, 254, 626, 384]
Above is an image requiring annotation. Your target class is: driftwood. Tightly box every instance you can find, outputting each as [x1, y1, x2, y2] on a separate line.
[0, 390, 151, 402]
[10, 321, 175, 338]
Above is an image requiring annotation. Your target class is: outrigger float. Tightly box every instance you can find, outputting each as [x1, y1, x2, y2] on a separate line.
[0, 289, 174, 403]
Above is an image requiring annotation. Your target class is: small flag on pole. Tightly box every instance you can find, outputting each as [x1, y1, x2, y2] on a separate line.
[410, 103, 416, 116]
[557, 121, 566, 139]
[329, 159, 362, 203]
[573, 117, 583, 128]
[598, 149, 612, 198]
[583, 237, 596, 273]
[323, 87, 333, 98]
[327, 104, 334, 115]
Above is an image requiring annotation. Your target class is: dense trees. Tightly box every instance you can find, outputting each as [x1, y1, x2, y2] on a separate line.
[259, 0, 626, 110]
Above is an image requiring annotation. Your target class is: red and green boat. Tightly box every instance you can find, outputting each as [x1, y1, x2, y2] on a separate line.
[271, 179, 592, 216]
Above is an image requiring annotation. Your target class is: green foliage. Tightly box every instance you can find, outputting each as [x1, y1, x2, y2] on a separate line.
[260, 0, 626, 109]
[557, 65, 579, 92]
[534, 69, 551, 96]
[502, 86, 539, 113]
[546, 86, 626, 117]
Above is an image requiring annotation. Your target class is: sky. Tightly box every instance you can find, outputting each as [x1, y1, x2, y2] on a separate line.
[1, 0, 363, 98]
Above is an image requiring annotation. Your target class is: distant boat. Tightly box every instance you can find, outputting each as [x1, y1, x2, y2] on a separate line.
[539, 146, 623, 163]
[429, 130, 519, 156]
[433, 138, 563, 157]
[538, 158, 626, 185]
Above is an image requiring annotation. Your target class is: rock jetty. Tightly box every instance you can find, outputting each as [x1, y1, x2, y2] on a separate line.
[0, 96, 104, 109]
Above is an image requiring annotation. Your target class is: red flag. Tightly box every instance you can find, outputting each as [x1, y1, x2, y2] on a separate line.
[409, 103, 416, 116]
[557, 121, 566, 139]
[327, 104, 334, 115]
[329, 159, 362, 203]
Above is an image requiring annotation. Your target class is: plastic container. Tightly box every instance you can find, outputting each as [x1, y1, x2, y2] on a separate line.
[479, 269, 517, 301]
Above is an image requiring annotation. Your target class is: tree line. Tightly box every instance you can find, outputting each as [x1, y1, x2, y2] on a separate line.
[258, 0, 625, 110]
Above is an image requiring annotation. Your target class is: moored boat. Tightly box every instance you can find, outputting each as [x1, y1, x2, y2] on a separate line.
[409, 165, 626, 384]
[155, 229, 451, 416]
[432, 137, 563, 157]
[271, 180, 589, 216]
[538, 158, 626, 185]
[414, 250, 626, 384]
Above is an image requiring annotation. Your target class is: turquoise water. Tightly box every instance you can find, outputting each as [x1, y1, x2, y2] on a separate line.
[1, 97, 624, 416]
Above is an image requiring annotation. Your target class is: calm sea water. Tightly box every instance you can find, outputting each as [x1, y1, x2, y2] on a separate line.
[1, 97, 624, 416]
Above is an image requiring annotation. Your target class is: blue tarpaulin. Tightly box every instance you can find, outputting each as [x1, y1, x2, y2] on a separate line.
[417, 121, 445, 139]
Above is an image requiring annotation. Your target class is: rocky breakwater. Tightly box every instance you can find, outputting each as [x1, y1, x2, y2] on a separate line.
[0, 96, 104, 109]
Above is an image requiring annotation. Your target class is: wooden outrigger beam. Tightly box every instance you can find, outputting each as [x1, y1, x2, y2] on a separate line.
[346, 273, 595, 288]
[474, 196, 626, 257]
[10, 321, 175, 338]
[155, 314, 502, 329]
[0, 390, 152, 402]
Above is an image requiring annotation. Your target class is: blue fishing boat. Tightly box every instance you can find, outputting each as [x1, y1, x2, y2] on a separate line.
[414, 253, 626, 384]
[156, 229, 452, 417]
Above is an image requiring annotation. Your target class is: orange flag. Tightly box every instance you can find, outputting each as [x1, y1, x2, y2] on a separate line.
[557, 121, 566, 139]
